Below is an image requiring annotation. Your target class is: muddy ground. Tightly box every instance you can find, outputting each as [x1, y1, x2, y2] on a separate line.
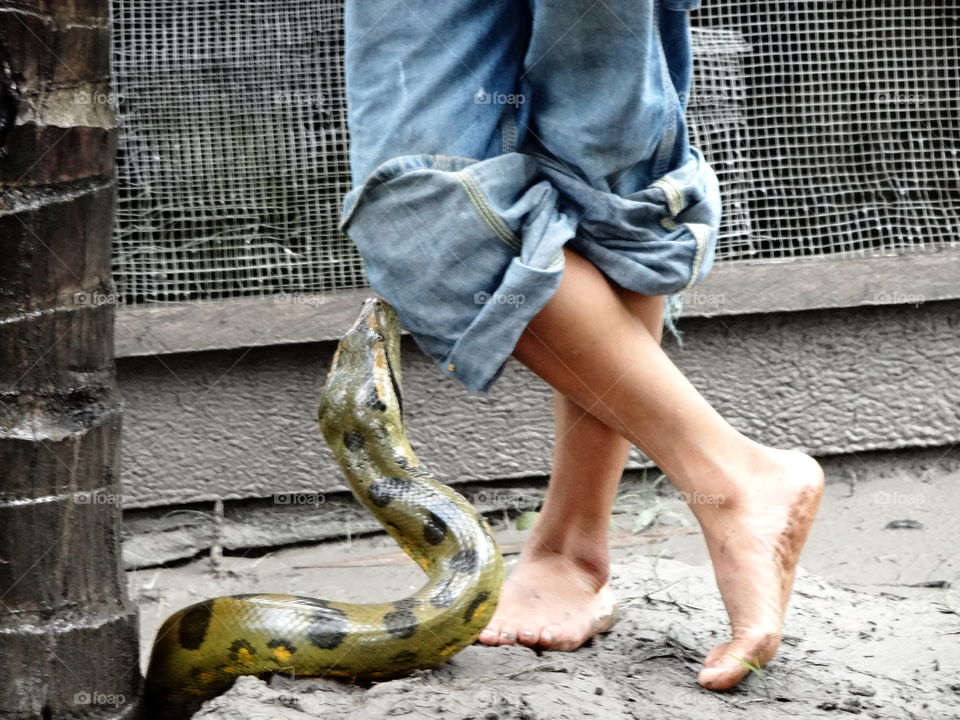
[129, 466, 960, 719]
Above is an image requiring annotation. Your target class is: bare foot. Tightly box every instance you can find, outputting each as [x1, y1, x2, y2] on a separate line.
[694, 447, 825, 690]
[476, 543, 618, 651]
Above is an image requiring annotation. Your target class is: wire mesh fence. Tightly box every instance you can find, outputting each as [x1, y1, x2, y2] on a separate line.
[109, 0, 960, 303]
[694, 2, 960, 262]
[111, 0, 358, 303]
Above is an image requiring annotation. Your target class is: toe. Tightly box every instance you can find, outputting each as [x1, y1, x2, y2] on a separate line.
[697, 641, 746, 690]
[540, 625, 586, 651]
[698, 632, 779, 691]
[517, 628, 538, 646]
[698, 663, 748, 691]
[497, 624, 518, 646]
[539, 625, 561, 649]
[477, 625, 499, 646]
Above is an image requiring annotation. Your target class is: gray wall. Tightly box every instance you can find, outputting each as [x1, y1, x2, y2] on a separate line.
[116, 299, 960, 509]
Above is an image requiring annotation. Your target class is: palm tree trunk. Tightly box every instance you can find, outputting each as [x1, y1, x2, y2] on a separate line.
[0, 1, 141, 717]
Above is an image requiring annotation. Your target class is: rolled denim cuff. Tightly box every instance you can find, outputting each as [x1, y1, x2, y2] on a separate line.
[340, 146, 720, 394]
[438, 258, 565, 393]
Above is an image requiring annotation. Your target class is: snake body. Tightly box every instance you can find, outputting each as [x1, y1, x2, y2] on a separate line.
[144, 298, 505, 718]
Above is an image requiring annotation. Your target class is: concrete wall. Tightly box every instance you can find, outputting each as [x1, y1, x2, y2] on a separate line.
[116, 299, 960, 509]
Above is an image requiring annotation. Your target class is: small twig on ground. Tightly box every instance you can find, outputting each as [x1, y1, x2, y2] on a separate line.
[506, 662, 571, 679]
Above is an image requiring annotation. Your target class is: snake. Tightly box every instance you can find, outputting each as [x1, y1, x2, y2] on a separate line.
[144, 297, 505, 719]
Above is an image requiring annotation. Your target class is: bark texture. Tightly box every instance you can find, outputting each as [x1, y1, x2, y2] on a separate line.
[0, 1, 141, 717]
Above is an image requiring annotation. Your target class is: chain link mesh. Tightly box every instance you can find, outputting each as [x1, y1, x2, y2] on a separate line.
[110, 1, 960, 303]
[694, 2, 960, 262]
[111, 0, 360, 302]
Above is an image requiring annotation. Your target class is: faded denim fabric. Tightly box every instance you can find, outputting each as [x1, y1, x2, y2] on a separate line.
[339, 0, 720, 394]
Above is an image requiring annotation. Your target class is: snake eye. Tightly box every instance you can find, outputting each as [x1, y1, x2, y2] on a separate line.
[374, 332, 385, 342]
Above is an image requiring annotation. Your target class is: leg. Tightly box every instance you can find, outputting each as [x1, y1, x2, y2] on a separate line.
[479, 287, 666, 651]
[500, 247, 825, 690]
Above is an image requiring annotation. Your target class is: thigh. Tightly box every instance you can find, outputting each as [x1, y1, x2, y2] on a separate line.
[521, 0, 679, 190]
[344, 0, 532, 185]
[614, 287, 666, 343]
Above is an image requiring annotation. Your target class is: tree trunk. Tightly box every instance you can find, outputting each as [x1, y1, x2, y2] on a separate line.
[0, 1, 141, 718]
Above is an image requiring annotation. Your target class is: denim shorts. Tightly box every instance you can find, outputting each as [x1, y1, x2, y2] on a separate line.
[339, 0, 720, 394]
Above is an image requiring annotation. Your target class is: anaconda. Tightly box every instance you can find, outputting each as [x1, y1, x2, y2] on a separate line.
[144, 298, 505, 719]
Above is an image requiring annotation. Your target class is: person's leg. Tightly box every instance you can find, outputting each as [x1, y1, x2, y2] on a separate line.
[477, 392, 626, 650]
[479, 290, 666, 651]
[492, 247, 824, 691]
[340, 0, 716, 399]
[340, 0, 588, 396]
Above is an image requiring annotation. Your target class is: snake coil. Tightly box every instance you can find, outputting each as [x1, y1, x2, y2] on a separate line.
[144, 298, 504, 718]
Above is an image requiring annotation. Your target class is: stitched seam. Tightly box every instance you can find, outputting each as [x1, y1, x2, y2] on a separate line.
[652, 0, 679, 179]
[341, 154, 482, 230]
[652, 176, 684, 216]
[454, 172, 521, 253]
[500, 109, 519, 154]
[683, 223, 709, 290]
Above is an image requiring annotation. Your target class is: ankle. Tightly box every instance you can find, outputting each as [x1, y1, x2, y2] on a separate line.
[521, 526, 611, 590]
[660, 434, 761, 495]
[679, 445, 824, 521]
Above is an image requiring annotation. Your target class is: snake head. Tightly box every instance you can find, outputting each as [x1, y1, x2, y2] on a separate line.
[318, 297, 405, 441]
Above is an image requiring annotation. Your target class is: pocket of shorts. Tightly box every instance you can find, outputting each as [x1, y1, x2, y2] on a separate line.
[662, 0, 701, 10]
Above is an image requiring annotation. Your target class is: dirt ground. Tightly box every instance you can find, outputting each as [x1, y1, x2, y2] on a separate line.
[129, 466, 960, 719]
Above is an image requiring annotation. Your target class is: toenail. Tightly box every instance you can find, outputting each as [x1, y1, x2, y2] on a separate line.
[500, 632, 515, 641]
[521, 630, 535, 639]
[543, 631, 556, 643]
[479, 630, 495, 640]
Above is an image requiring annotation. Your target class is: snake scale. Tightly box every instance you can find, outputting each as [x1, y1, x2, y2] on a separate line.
[144, 298, 505, 719]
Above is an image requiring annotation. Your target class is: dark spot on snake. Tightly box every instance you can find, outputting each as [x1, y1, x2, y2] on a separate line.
[306, 605, 348, 650]
[228, 639, 256, 662]
[368, 477, 412, 507]
[383, 609, 418, 639]
[267, 638, 298, 654]
[449, 548, 479, 573]
[463, 590, 491, 623]
[423, 510, 448, 545]
[366, 382, 387, 411]
[343, 430, 365, 451]
[394, 597, 420, 610]
[430, 577, 456, 608]
[178, 599, 215, 650]
[389, 650, 419, 666]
